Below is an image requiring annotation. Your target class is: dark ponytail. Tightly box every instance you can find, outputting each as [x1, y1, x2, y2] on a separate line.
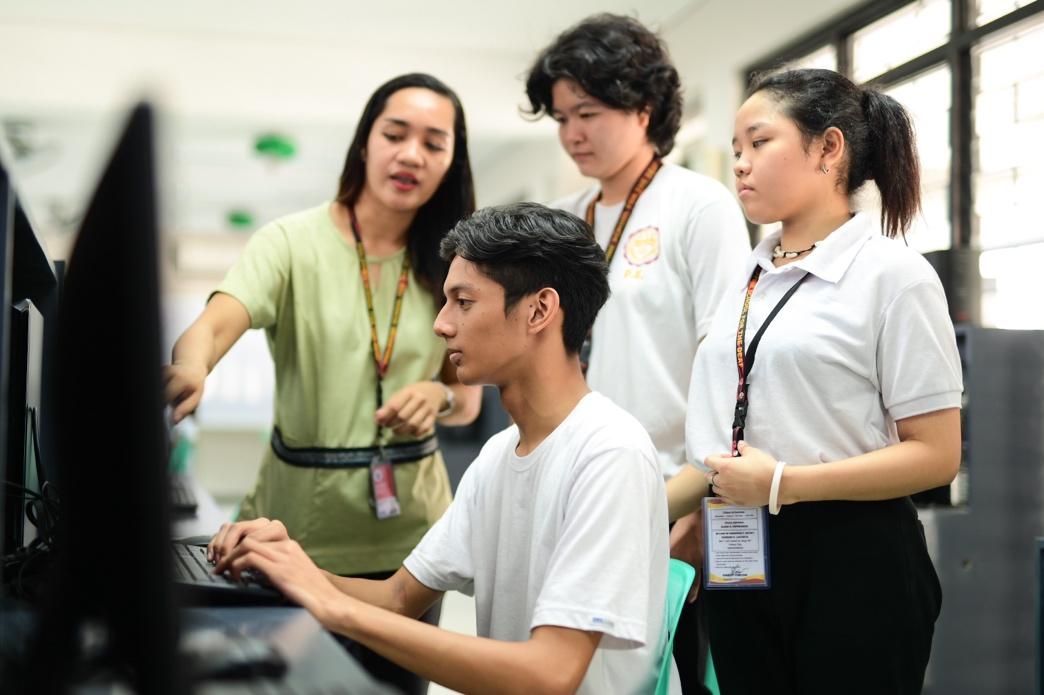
[860, 89, 920, 238]
[748, 68, 921, 238]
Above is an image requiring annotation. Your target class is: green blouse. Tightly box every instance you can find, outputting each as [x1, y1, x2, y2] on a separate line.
[215, 202, 451, 575]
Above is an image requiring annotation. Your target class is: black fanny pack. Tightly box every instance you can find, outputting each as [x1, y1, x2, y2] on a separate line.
[270, 427, 438, 469]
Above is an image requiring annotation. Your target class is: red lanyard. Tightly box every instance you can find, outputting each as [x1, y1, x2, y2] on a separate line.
[347, 207, 411, 418]
[731, 266, 810, 455]
[584, 157, 662, 264]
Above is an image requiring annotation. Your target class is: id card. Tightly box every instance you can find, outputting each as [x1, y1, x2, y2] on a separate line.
[370, 454, 401, 520]
[702, 497, 770, 589]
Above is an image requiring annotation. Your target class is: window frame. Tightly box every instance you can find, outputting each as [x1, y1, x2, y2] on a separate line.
[743, 0, 1044, 250]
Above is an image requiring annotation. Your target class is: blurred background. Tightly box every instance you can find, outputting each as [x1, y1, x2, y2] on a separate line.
[2, 1, 1043, 690]
[1, 0, 923, 502]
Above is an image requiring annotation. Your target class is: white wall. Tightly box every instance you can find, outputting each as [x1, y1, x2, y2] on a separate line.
[663, 0, 865, 183]
[473, 136, 588, 206]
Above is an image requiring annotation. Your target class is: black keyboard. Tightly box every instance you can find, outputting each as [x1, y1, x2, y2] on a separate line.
[172, 543, 285, 605]
[173, 543, 219, 582]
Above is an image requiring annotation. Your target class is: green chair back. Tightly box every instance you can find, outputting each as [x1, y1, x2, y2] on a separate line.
[655, 559, 696, 695]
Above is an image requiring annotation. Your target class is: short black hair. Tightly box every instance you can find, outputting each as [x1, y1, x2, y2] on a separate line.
[524, 13, 683, 156]
[439, 203, 609, 354]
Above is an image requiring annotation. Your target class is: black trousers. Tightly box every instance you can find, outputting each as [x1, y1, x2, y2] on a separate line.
[704, 498, 941, 695]
[334, 569, 443, 695]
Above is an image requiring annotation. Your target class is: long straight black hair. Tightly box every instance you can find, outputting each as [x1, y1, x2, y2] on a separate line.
[336, 73, 476, 304]
[749, 68, 920, 239]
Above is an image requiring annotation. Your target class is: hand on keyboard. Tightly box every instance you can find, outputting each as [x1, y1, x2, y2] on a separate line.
[208, 518, 290, 565]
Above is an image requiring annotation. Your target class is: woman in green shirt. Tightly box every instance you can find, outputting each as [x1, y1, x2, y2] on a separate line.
[165, 73, 482, 694]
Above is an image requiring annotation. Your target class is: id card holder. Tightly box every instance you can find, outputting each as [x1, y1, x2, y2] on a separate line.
[370, 452, 401, 520]
[702, 497, 770, 590]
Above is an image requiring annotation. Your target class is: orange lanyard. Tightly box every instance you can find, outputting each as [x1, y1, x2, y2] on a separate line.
[584, 157, 662, 264]
[347, 207, 411, 384]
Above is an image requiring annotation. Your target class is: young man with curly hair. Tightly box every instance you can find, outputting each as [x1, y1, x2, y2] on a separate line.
[525, 14, 750, 694]
[208, 203, 673, 695]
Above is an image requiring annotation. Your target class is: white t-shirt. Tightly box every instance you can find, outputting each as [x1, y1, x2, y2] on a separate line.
[553, 164, 750, 478]
[686, 211, 963, 471]
[404, 392, 672, 695]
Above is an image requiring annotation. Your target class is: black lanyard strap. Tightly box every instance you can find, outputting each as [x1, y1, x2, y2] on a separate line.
[731, 267, 811, 454]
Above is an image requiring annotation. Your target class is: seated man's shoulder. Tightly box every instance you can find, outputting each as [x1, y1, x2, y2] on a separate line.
[570, 393, 659, 469]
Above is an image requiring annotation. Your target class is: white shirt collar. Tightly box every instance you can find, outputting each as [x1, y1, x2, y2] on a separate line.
[747, 212, 877, 284]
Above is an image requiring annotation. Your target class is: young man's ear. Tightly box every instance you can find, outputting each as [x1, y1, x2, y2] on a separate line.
[526, 287, 562, 339]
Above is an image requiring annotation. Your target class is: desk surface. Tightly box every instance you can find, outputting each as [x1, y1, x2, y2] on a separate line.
[183, 606, 393, 694]
[174, 477, 397, 695]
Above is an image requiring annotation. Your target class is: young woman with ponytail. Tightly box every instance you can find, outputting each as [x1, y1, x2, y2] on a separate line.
[667, 68, 962, 694]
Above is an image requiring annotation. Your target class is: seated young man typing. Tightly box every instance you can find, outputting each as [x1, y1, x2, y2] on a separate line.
[209, 202, 671, 695]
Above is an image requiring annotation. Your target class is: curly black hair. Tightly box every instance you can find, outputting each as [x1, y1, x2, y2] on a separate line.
[524, 13, 683, 156]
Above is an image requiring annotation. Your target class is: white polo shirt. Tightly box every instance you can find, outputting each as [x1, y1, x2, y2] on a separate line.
[686, 211, 963, 471]
[554, 164, 750, 478]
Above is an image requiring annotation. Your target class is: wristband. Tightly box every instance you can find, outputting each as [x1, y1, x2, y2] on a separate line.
[769, 460, 787, 515]
[435, 382, 455, 418]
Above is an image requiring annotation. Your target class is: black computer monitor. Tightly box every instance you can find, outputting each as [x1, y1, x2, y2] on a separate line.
[20, 103, 182, 693]
[3, 299, 45, 557]
[0, 161, 13, 571]
[1, 162, 62, 575]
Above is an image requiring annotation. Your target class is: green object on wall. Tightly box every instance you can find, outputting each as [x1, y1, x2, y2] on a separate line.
[226, 209, 255, 230]
[253, 133, 296, 160]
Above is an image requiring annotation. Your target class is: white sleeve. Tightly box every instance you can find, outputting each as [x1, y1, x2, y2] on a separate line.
[402, 465, 477, 596]
[876, 279, 964, 420]
[531, 448, 661, 648]
[684, 321, 736, 472]
[682, 194, 751, 345]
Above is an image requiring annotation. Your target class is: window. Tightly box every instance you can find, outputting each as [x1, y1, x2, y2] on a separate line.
[979, 243, 1044, 328]
[972, 14, 1044, 251]
[974, 0, 1036, 26]
[787, 45, 838, 72]
[851, 0, 951, 83]
[973, 12, 1044, 328]
[747, 0, 1044, 329]
[885, 65, 953, 252]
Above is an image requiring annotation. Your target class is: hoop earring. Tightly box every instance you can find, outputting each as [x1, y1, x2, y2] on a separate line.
[819, 164, 830, 174]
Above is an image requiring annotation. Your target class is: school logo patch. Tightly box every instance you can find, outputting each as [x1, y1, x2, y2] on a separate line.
[624, 226, 660, 266]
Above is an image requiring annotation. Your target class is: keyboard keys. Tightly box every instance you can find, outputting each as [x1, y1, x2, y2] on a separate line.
[172, 543, 274, 589]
